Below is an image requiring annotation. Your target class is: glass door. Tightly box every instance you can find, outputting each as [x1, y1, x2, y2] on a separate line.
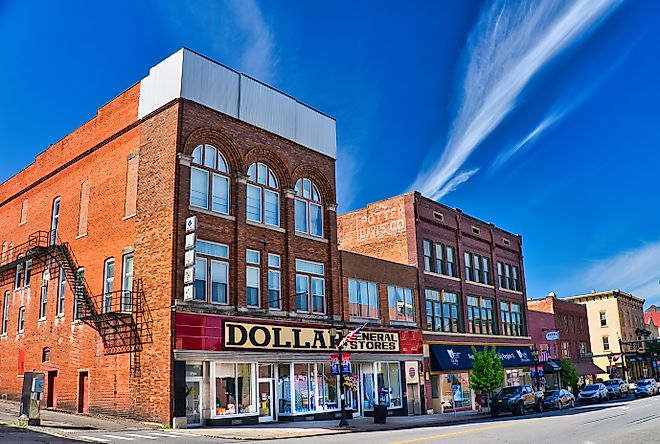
[258, 379, 274, 422]
[186, 379, 202, 426]
[345, 363, 361, 416]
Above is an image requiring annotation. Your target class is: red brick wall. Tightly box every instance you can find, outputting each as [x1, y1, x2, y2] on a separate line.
[0, 86, 141, 417]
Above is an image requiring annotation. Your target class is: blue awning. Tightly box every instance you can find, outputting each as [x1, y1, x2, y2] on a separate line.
[430, 344, 534, 371]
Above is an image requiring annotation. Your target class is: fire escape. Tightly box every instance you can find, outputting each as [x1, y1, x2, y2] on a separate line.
[0, 231, 152, 373]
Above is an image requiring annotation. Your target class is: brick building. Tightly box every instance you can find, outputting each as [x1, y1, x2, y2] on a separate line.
[0, 49, 422, 427]
[337, 192, 534, 413]
[527, 293, 603, 387]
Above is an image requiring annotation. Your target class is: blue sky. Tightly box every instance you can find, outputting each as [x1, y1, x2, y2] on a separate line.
[1, 0, 659, 305]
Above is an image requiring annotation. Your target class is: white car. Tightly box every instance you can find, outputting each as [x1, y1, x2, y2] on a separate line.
[578, 383, 609, 404]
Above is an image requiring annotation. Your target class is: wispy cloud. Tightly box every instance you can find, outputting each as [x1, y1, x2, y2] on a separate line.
[434, 168, 480, 200]
[412, 0, 622, 200]
[557, 241, 660, 305]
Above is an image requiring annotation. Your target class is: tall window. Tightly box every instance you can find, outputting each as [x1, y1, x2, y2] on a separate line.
[425, 289, 461, 332]
[194, 240, 229, 304]
[50, 196, 61, 245]
[247, 163, 280, 227]
[1, 291, 9, 334]
[294, 178, 323, 237]
[121, 253, 134, 312]
[504, 264, 512, 289]
[602, 335, 610, 351]
[423, 240, 457, 277]
[388, 285, 414, 323]
[17, 306, 25, 333]
[190, 144, 230, 214]
[497, 262, 504, 288]
[295, 259, 325, 313]
[24, 259, 31, 288]
[102, 258, 115, 313]
[500, 301, 524, 336]
[39, 271, 49, 319]
[467, 295, 495, 334]
[267, 254, 281, 309]
[56, 266, 66, 316]
[74, 268, 84, 319]
[246, 249, 260, 307]
[482, 257, 491, 284]
[512, 266, 520, 291]
[464, 252, 472, 281]
[561, 341, 570, 358]
[213, 363, 254, 416]
[348, 278, 379, 319]
[14, 254, 24, 289]
[599, 311, 607, 327]
[498, 262, 519, 290]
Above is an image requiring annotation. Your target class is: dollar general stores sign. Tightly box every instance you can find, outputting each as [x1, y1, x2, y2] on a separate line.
[223, 321, 399, 352]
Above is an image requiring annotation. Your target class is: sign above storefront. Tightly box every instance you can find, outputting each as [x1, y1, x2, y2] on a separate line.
[545, 331, 560, 341]
[224, 321, 400, 352]
[429, 344, 533, 371]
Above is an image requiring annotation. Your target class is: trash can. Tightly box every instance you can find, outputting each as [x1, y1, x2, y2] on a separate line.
[374, 404, 388, 424]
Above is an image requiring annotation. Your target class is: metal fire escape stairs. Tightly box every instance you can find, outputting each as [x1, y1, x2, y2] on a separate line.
[0, 231, 152, 372]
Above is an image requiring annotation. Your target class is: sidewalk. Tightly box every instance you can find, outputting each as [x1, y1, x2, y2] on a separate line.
[192, 410, 491, 440]
[0, 398, 491, 441]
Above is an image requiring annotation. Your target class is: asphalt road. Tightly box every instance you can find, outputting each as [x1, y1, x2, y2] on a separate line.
[272, 395, 660, 444]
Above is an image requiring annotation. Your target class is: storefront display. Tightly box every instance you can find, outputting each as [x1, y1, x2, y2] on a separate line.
[213, 363, 254, 416]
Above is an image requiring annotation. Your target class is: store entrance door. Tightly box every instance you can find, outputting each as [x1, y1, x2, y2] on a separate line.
[185, 379, 202, 427]
[258, 379, 274, 422]
[345, 363, 361, 417]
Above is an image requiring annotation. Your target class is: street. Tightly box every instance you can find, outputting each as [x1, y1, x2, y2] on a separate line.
[272, 395, 660, 444]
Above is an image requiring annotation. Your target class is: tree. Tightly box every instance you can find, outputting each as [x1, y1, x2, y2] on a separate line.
[470, 346, 505, 396]
[558, 358, 579, 391]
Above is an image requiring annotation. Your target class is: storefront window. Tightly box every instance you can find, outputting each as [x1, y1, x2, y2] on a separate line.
[278, 364, 292, 414]
[214, 363, 254, 416]
[376, 362, 402, 408]
[316, 363, 339, 411]
[442, 373, 472, 410]
[363, 366, 376, 411]
[294, 363, 316, 413]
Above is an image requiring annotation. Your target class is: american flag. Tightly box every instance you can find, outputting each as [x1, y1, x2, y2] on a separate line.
[538, 350, 549, 362]
[338, 323, 367, 348]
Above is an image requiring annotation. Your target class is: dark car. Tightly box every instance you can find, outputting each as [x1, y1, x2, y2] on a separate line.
[490, 385, 544, 417]
[543, 389, 575, 410]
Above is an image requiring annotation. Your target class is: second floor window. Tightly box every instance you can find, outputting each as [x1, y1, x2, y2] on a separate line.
[17, 306, 25, 333]
[56, 266, 66, 316]
[194, 240, 229, 304]
[425, 289, 460, 333]
[190, 144, 230, 214]
[561, 341, 570, 358]
[267, 254, 281, 310]
[467, 295, 495, 334]
[387, 285, 414, 323]
[102, 258, 115, 313]
[39, 271, 49, 319]
[294, 178, 323, 237]
[498, 262, 520, 291]
[579, 342, 587, 357]
[14, 255, 30, 289]
[602, 335, 610, 351]
[599, 311, 607, 327]
[295, 259, 325, 313]
[348, 278, 379, 319]
[247, 163, 280, 227]
[500, 301, 524, 336]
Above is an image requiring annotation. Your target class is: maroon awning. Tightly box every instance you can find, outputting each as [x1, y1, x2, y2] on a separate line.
[574, 360, 606, 376]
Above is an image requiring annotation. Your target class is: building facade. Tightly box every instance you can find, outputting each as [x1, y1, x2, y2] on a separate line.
[564, 290, 645, 381]
[527, 293, 602, 387]
[337, 193, 533, 414]
[0, 48, 423, 426]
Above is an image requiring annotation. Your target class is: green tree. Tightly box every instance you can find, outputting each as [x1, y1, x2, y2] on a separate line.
[558, 358, 579, 391]
[470, 346, 505, 396]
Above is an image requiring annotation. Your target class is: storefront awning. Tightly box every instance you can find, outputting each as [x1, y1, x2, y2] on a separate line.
[574, 360, 606, 376]
[542, 360, 562, 372]
[430, 344, 533, 371]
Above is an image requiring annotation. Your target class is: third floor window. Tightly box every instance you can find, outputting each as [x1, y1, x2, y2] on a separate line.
[247, 163, 280, 227]
[422, 239, 457, 277]
[464, 252, 491, 285]
[497, 262, 521, 291]
[294, 178, 323, 237]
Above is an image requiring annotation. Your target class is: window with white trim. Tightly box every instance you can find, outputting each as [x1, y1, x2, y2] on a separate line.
[247, 163, 280, 227]
[102, 258, 115, 313]
[56, 266, 66, 316]
[194, 240, 229, 304]
[295, 259, 325, 313]
[246, 249, 260, 307]
[39, 270, 49, 319]
[267, 254, 281, 309]
[17, 306, 25, 333]
[190, 144, 230, 214]
[294, 178, 323, 237]
[348, 278, 379, 319]
[2, 291, 9, 334]
[387, 285, 414, 323]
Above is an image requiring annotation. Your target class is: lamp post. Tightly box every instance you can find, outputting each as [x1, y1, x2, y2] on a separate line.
[607, 353, 614, 379]
[331, 323, 350, 427]
[531, 346, 540, 391]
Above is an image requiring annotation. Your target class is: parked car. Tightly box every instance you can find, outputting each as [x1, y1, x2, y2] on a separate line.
[543, 389, 575, 410]
[634, 379, 658, 397]
[603, 379, 629, 399]
[578, 383, 609, 403]
[490, 385, 544, 417]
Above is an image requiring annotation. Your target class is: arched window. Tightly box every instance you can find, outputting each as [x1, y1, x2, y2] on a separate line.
[246, 163, 280, 227]
[190, 144, 230, 214]
[294, 178, 323, 237]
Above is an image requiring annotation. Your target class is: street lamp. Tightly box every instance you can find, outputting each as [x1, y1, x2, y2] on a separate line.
[531, 346, 540, 391]
[607, 353, 614, 379]
[331, 323, 350, 427]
